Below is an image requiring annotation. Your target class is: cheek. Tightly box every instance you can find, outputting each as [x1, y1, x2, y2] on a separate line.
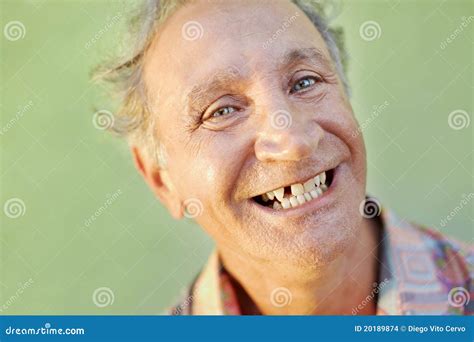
[324, 90, 365, 150]
[174, 132, 252, 243]
[319, 90, 358, 134]
[200, 133, 249, 196]
[314, 89, 367, 180]
[168, 129, 248, 203]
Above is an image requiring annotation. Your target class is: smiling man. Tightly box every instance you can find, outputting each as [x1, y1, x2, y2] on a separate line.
[97, 0, 472, 315]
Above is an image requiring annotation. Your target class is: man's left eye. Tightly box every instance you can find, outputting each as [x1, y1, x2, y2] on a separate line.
[290, 76, 318, 93]
[211, 106, 237, 118]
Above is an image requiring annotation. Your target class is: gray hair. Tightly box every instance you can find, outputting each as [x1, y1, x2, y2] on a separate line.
[94, 0, 349, 163]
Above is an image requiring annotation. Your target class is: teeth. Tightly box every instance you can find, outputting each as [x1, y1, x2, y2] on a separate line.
[320, 171, 326, 184]
[281, 198, 291, 209]
[274, 187, 284, 201]
[291, 184, 304, 196]
[289, 196, 299, 208]
[314, 175, 320, 187]
[258, 169, 331, 210]
[303, 179, 316, 192]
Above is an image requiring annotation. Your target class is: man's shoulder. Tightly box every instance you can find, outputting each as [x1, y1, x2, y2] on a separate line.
[385, 210, 472, 268]
[381, 211, 472, 314]
[391, 217, 473, 291]
[414, 222, 472, 263]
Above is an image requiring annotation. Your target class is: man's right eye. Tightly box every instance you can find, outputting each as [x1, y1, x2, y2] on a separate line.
[290, 76, 320, 94]
[210, 106, 237, 118]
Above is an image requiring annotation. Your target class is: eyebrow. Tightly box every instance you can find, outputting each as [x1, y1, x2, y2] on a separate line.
[187, 70, 241, 114]
[186, 47, 332, 114]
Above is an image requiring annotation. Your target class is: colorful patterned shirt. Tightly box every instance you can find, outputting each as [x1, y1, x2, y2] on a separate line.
[170, 208, 473, 315]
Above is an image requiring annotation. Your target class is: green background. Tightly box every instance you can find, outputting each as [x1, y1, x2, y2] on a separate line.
[1, 0, 472, 314]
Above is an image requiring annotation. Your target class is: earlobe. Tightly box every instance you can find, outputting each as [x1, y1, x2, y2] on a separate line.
[159, 171, 184, 219]
[131, 145, 183, 220]
[168, 195, 184, 220]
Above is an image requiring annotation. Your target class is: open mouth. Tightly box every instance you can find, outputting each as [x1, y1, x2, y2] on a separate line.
[252, 168, 335, 210]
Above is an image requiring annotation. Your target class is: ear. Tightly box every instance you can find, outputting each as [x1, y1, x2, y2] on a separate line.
[131, 145, 183, 219]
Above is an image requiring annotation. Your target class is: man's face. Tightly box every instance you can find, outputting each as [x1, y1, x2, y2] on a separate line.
[143, 0, 367, 267]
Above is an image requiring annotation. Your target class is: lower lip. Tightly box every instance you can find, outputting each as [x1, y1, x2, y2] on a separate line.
[250, 165, 341, 217]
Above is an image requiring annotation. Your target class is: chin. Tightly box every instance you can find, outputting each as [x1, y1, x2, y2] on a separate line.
[275, 211, 362, 271]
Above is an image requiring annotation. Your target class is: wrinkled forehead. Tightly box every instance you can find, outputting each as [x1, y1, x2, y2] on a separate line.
[143, 0, 330, 109]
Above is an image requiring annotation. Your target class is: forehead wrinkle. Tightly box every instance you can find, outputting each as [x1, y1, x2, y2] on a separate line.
[279, 47, 332, 71]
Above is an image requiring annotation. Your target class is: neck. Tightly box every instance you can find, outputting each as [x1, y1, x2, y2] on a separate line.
[218, 218, 381, 315]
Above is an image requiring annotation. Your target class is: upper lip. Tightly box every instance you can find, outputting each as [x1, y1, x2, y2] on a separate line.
[248, 165, 337, 199]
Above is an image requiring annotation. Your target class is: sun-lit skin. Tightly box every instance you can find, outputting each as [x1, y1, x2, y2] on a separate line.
[134, 0, 380, 314]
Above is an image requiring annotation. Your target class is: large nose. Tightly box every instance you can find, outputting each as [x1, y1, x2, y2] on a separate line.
[254, 101, 324, 162]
